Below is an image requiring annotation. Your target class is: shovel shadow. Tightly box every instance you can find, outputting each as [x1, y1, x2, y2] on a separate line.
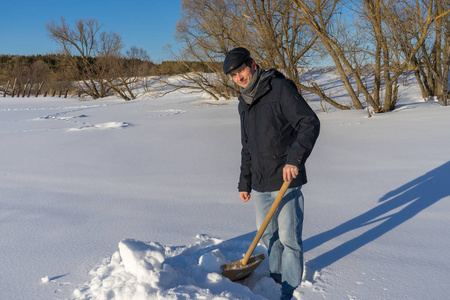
[304, 161, 450, 270]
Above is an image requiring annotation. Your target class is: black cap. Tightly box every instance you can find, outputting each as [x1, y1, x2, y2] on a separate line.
[223, 47, 251, 75]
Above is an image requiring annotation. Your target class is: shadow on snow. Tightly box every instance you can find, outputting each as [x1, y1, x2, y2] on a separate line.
[303, 161, 450, 270]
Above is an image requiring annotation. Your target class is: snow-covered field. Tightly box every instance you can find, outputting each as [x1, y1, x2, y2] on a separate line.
[1, 72, 450, 300]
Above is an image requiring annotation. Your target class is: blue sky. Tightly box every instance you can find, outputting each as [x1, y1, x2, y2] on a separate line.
[0, 0, 182, 62]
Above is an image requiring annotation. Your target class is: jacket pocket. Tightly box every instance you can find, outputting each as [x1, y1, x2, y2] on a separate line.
[260, 146, 289, 181]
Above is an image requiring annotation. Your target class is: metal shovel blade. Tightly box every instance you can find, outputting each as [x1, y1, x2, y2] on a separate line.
[220, 253, 265, 281]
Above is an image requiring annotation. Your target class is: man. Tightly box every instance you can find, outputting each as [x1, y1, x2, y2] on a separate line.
[223, 47, 320, 300]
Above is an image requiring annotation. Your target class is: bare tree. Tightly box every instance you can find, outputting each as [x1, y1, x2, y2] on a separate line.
[47, 17, 138, 100]
[399, 0, 450, 105]
[11, 56, 29, 94]
[47, 18, 108, 98]
[165, 0, 239, 100]
[292, 0, 445, 112]
[97, 31, 138, 100]
[169, 0, 326, 102]
[293, 0, 385, 110]
[370, 0, 445, 110]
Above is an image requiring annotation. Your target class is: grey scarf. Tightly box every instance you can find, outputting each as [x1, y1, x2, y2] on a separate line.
[240, 68, 264, 105]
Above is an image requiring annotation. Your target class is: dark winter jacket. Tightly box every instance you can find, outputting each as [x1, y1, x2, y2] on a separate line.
[238, 69, 320, 193]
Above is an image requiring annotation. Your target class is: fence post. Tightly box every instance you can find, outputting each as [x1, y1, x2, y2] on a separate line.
[3, 80, 10, 97]
[27, 82, 33, 97]
[35, 82, 44, 97]
[22, 79, 30, 97]
[11, 78, 17, 98]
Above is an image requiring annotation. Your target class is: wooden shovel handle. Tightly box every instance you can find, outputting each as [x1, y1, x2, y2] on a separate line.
[242, 181, 292, 265]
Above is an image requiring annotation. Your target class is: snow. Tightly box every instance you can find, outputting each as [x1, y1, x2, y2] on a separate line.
[1, 71, 450, 300]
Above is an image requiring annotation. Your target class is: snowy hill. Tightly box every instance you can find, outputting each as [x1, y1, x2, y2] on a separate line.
[1, 71, 449, 300]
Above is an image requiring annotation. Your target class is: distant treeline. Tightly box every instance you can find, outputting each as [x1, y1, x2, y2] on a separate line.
[0, 54, 212, 97]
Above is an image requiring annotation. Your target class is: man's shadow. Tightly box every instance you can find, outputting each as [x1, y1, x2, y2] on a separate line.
[304, 161, 450, 270]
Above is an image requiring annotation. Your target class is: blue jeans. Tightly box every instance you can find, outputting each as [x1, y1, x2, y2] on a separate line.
[253, 186, 304, 295]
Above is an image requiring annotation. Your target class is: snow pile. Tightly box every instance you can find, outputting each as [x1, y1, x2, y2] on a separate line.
[73, 235, 289, 300]
[67, 121, 130, 131]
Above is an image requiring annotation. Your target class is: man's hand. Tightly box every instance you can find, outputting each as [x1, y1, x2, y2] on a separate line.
[283, 164, 299, 182]
[240, 192, 251, 202]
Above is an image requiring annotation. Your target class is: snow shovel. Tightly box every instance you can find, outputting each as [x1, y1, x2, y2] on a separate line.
[221, 181, 292, 281]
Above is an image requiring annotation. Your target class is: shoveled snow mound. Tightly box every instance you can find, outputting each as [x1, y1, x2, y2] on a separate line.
[73, 234, 312, 300]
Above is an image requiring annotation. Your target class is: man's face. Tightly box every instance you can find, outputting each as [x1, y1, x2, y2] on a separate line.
[230, 61, 256, 88]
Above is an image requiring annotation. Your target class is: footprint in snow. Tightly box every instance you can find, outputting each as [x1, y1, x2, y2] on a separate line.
[147, 109, 186, 118]
[67, 122, 130, 131]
